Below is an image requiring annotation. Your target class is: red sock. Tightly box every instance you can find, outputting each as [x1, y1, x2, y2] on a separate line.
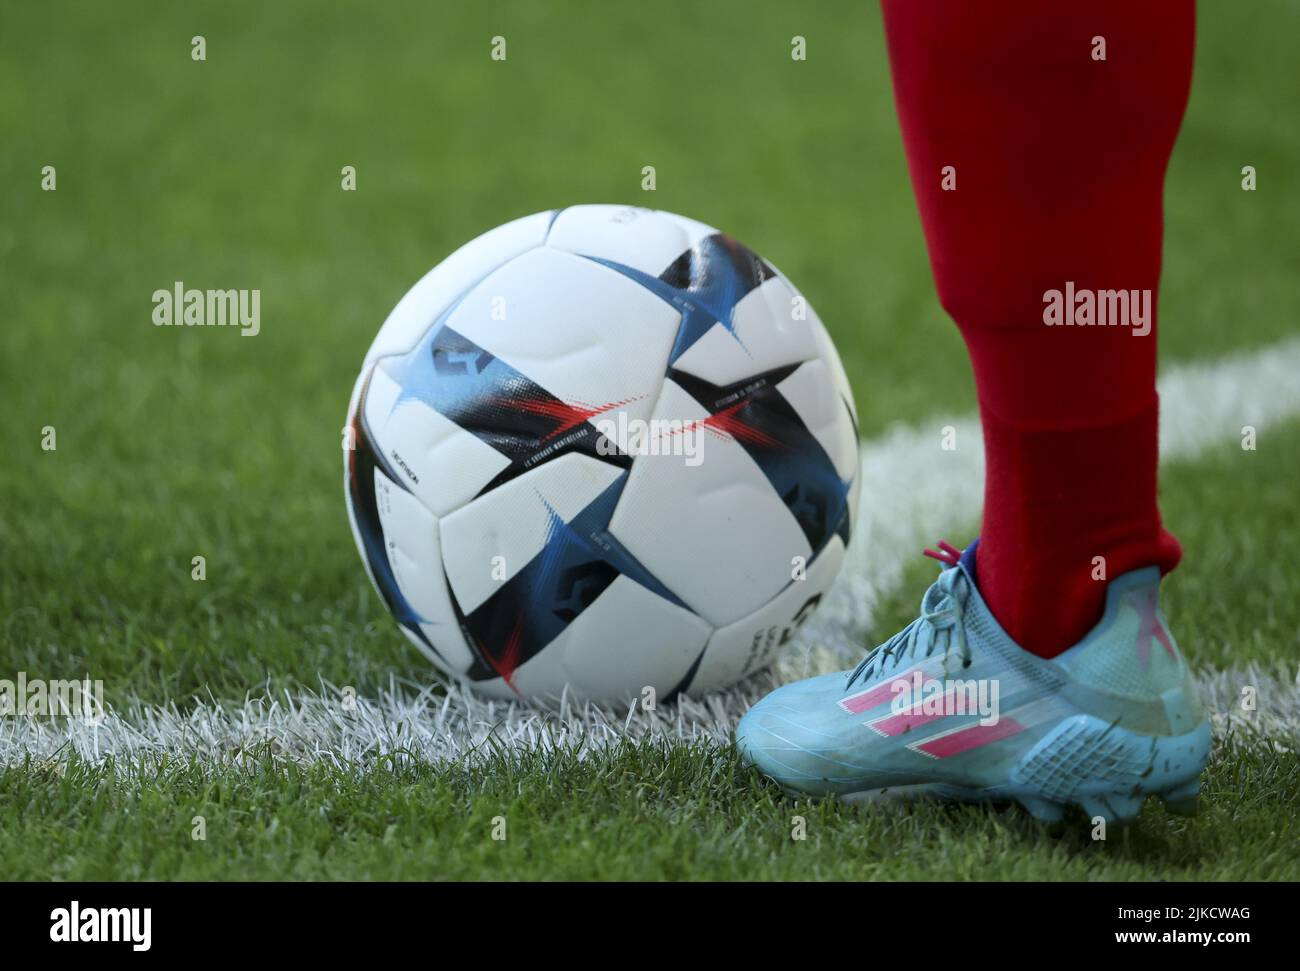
[880, 0, 1195, 658]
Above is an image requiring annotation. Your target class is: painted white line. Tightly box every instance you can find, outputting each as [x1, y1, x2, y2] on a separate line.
[1, 665, 1294, 769]
[4, 338, 1300, 767]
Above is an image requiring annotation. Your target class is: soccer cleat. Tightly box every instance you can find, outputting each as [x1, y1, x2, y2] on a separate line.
[735, 540, 1210, 823]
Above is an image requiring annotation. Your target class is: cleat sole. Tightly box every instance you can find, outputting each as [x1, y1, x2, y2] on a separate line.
[1159, 778, 1202, 816]
[1016, 795, 1066, 823]
[1009, 715, 1210, 824]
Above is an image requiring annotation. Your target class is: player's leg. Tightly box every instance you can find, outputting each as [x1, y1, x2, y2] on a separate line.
[736, 0, 1206, 821]
[882, 0, 1195, 658]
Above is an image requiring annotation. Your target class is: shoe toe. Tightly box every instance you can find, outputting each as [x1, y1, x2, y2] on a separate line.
[736, 673, 864, 794]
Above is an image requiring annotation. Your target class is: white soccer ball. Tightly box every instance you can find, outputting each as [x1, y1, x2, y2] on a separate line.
[344, 205, 860, 703]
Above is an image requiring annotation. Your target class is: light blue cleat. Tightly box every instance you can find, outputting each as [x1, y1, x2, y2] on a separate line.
[735, 541, 1210, 823]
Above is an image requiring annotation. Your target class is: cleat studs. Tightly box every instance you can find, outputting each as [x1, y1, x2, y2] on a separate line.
[1160, 779, 1202, 816]
[1080, 793, 1146, 824]
[1078, 797, 1107, 821]
[1018, 796, 1065, 822]
[1162, 794, 1199, 816]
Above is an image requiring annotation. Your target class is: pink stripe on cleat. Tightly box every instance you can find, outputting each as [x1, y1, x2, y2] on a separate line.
[916, 718, 1026, 758]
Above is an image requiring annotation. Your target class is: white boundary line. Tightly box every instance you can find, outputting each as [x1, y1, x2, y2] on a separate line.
[4, 338, 1300, 769]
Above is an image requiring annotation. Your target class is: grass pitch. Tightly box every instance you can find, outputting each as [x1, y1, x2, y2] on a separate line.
[1, 0, 1298, 880]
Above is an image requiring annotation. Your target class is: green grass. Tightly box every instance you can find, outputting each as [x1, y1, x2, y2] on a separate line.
[1, 0, 1298, 880]
[1, 0, 1297, 709]
[2, 737, 1295, 881]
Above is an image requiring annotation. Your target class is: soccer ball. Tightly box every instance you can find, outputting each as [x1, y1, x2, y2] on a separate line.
[344, 205, 860, 702]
